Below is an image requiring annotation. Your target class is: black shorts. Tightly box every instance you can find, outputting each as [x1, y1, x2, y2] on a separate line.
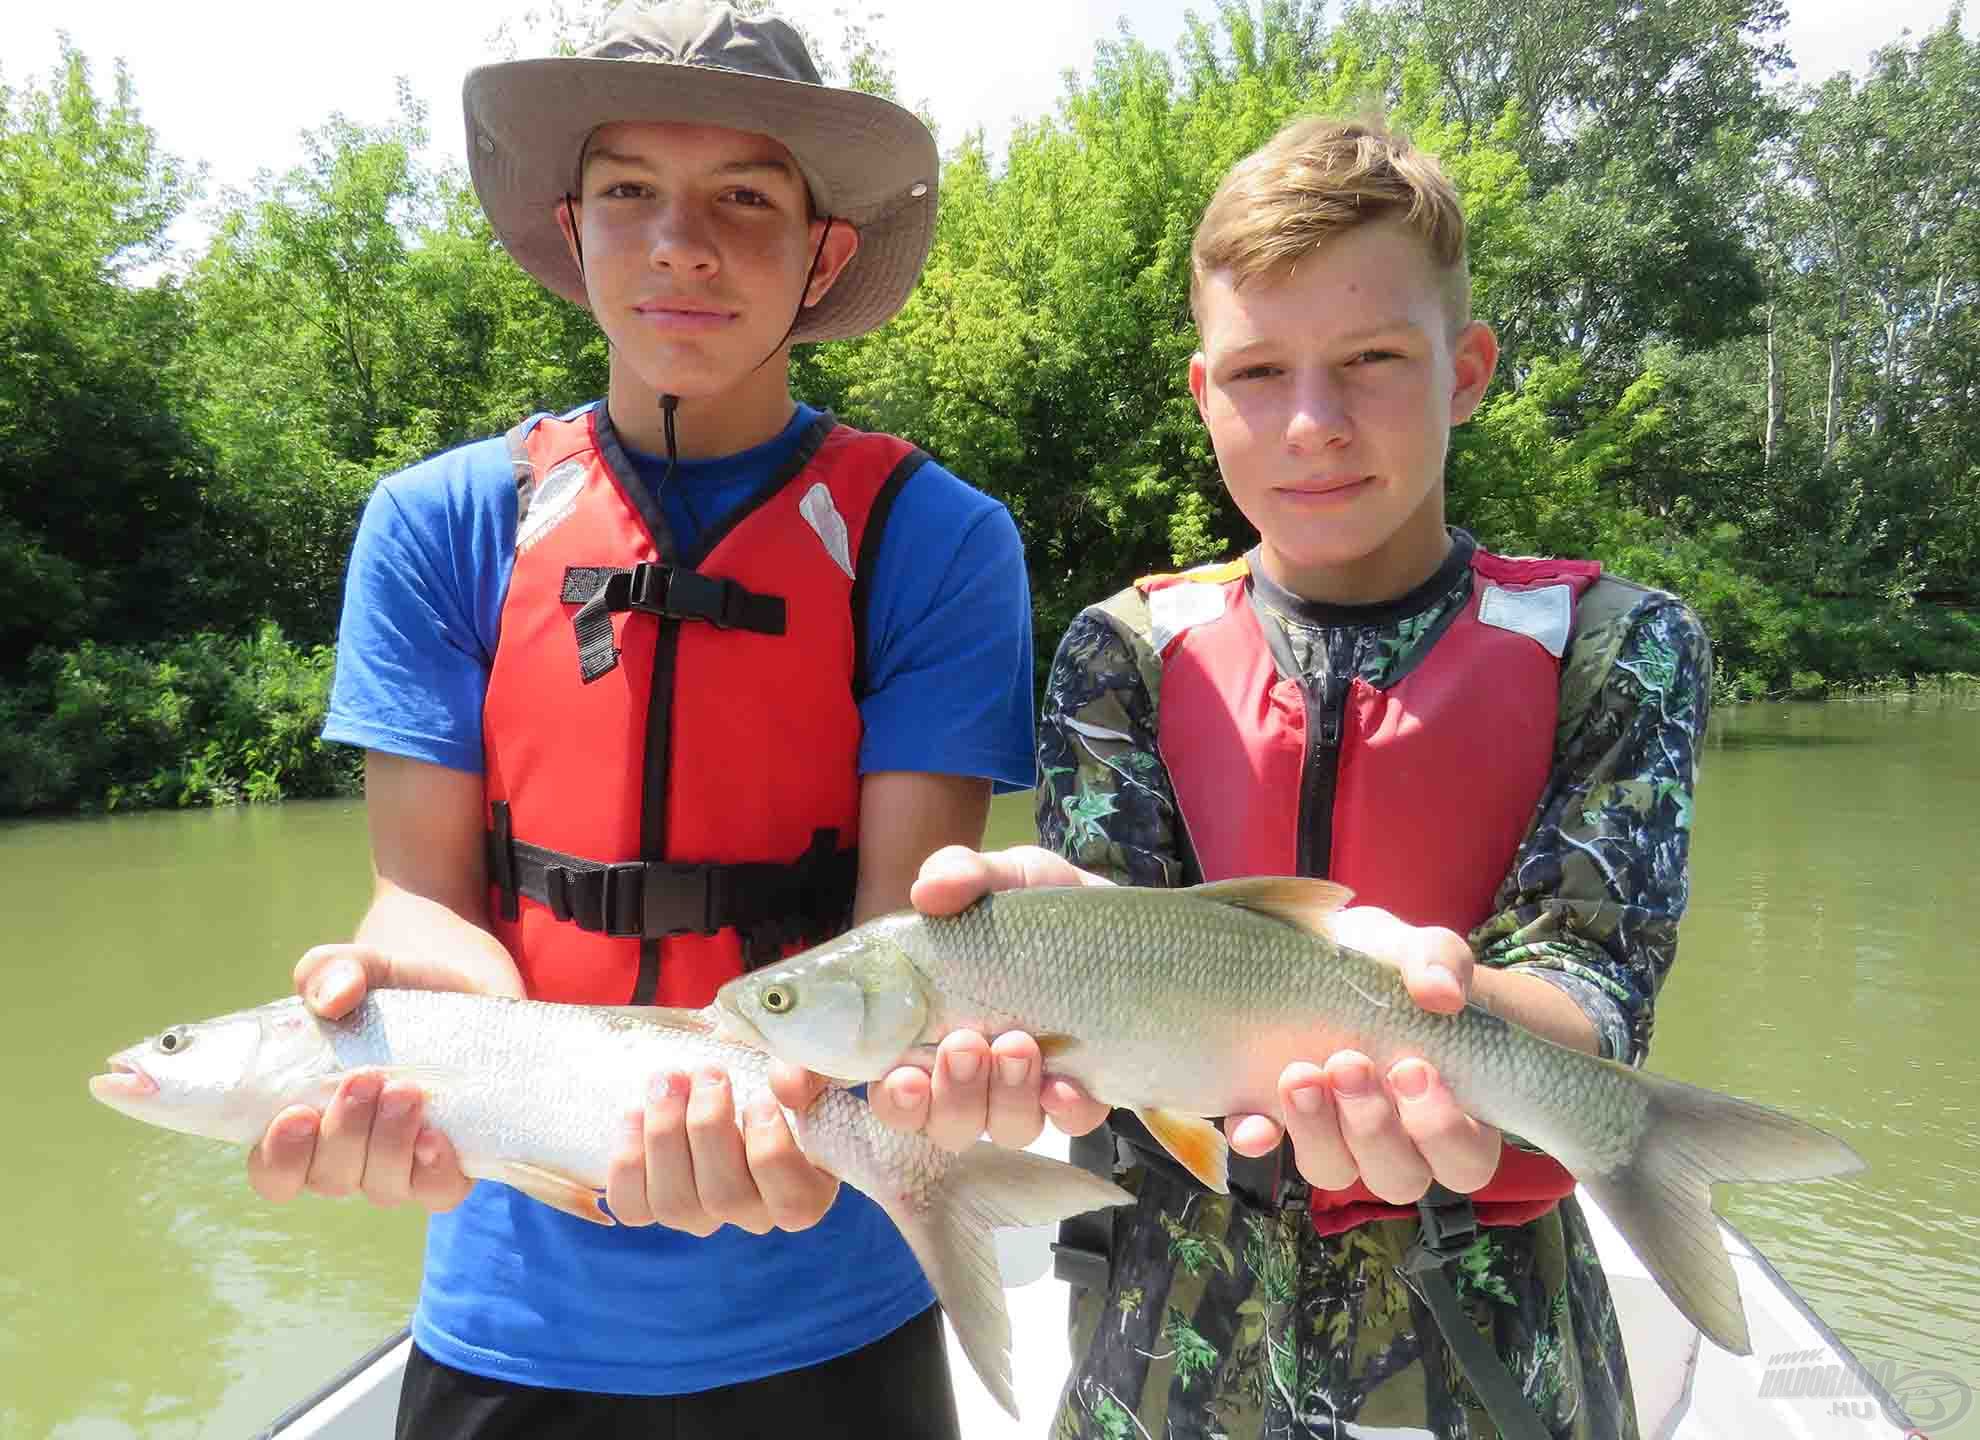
[394, 1304, 960, 1440]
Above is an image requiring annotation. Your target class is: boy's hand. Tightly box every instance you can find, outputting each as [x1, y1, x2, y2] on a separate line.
[605, 1062, 840, 1235]
[246, 944, 479, 1213]
[867, 845, 1113, 1150]
[1225, 906, 1502, 1203]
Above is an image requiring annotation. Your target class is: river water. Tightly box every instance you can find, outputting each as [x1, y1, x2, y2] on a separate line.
[8, 696, 1977, 1437]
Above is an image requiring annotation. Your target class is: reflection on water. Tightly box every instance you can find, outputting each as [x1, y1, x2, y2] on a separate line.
[11, 698, 1980, 1433]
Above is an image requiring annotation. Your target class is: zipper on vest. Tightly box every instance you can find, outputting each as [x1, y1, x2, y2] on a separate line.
[1295, 668, 1352, 878]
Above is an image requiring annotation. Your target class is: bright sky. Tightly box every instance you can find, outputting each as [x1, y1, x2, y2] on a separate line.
[3, 0, 1972, 248]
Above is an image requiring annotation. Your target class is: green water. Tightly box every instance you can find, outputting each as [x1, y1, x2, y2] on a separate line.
[7, 697, 1977, 1436]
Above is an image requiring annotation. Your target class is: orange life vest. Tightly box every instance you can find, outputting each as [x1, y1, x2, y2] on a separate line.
[1142, 544, 1600, 1231]
[481, 405, 927, 1008]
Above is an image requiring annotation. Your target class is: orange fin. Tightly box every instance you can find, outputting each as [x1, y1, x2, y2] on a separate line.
[1134, 1106, 1229, 1193]
[1186, 876, 1354, 934]
[490, 1160, 614, 1226]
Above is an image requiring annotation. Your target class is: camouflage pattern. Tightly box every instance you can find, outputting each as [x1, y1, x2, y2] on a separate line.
[1035, 531, 1714, 1438]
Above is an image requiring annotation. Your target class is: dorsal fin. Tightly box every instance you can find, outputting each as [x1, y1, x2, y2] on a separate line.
[1184, 876, 1354, 935]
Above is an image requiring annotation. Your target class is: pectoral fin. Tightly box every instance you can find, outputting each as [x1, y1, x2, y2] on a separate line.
[1186, 876, 1354, 934]
[1134, 1106, 1229, 1194]
[489, 1160, 614, 1226]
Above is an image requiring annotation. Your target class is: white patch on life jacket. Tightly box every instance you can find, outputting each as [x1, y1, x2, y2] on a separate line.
[1478, 581, 1573, 658]
[1147, 581, 1230, 654]
[799, 482, 856, 580]
[516, 459, 586, 555]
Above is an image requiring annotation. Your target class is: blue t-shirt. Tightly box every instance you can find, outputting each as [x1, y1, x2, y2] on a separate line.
[323, 401, 1035, 1395]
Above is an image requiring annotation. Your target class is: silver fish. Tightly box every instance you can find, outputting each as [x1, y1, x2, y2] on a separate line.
[713, 877, 1868, 1357]
[88, 989, 1130, 1416]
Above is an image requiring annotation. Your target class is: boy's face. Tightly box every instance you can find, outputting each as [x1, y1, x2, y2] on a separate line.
[1189, 218, 1498, 604]
[557, 122, 859, 401]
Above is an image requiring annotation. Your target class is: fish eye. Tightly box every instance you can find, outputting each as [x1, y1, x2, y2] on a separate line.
[156, 1027, 193, 1054]
[761, 985, 797, 1016]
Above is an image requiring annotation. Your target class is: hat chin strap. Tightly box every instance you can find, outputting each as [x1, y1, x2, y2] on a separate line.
[654, 215, 837, 524]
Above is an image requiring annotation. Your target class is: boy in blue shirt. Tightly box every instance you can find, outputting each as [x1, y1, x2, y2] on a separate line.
[238, 5, 1036, 1435]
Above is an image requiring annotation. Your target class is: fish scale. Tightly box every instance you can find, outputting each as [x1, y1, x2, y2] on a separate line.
[717, 876, 1868, 1359]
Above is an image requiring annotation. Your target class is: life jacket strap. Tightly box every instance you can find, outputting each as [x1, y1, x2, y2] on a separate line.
[1400, 1184, 1554, 1440]
[563, 563, 788, 683]
[486, 820, 855, 953]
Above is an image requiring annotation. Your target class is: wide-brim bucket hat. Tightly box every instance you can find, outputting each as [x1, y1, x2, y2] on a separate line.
[463, 1, 938, 343]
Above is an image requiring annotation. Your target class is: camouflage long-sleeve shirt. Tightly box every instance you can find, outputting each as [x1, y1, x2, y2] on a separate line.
[1037, 530, 1714, 1067]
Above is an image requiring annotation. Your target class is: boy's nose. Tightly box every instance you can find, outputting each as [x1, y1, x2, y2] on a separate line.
[1285, 377, 1350, 452]
[647, 203, 720, 275]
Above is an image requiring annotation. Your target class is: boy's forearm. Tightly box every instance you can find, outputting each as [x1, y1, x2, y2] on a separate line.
[1469, 964, 1599, 1055]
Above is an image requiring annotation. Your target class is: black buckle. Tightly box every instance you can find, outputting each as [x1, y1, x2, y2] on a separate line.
[641, 862, 720, 938]
[1050, 1241, 1111, 1291]
[1402, 1185, 1479, 1277]
[625, 564, 739, 627]
[596, 862, 650, 938]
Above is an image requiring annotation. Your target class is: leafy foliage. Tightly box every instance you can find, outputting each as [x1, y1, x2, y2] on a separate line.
[2, 3, 1977, 813]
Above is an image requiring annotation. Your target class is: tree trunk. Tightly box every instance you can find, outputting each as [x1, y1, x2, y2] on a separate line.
[1824, 334, 1845, 461]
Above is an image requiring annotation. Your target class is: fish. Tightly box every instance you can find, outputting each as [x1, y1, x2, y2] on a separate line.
[712, 876, 1869, 1357]
[88, 988, 1131, 1417]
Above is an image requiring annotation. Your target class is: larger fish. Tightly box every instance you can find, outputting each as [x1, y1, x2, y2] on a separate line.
[88, 989, 1130, 1417]
[713, 877, 1867, 1357]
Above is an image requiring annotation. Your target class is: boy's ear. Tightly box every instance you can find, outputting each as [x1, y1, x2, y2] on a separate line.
[802, 220, 863, 309]
[556, 198, 581, 268]
[1188, 352, 1211, 421]
[1448, 321, 1499, 425]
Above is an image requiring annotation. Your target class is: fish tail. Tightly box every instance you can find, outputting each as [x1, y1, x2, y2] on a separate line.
[1582, 1068, 1864, 1357]
[884, 1142, 1130, 1420]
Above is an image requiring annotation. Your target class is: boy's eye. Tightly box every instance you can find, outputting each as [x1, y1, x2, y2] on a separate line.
[599, 181, 649, 200]
[726, 188, 773, 208]
[1229, 364, 1282, 382]
[1349, 349, 1401, 365]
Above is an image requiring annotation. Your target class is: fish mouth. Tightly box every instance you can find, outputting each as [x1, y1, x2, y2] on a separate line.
[707, 998, 764, 1050]
[88, 1055, 158, 1104]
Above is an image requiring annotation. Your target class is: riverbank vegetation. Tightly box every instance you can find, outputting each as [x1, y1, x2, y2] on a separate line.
[3, 0, 1976, 812]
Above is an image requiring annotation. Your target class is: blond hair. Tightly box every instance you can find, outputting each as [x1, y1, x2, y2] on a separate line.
[1190, 116, 1470, 330]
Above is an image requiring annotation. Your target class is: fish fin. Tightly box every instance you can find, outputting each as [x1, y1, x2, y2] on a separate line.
[1186, 876, 1354, 934]
[1581, 1066, 1864, 1357]
[363, 1065, 469, 1092]
[1034, 1034, 1083, 1065]
[1134, 1106, 1229, 1194]
[487, 1160, 615, 1227]
[589, 1005, 720, 1036]
[882, 1140, 1132, 1419]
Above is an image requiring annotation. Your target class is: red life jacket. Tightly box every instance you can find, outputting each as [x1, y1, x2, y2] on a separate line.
[1142, 543, 1601, 1232]
[481, 405, 926, 1008]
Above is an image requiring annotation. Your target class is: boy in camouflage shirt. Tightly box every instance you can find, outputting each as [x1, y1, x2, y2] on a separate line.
[1027, 116, 1713, 1439]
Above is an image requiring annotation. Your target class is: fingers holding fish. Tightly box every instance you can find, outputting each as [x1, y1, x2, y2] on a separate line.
[908, 843, 1113, 919]
[307, 1072, 386, 1198]
[1326, 1051, 1440, 1204]
[1271, 1061, 1361, 1191]
[407, 1128, 472, 1212]
[1038, 1073, 1111, 1137]
[609, 1070, 709, 1233]
[356, 1079, 427, 1207]
[246, 1104, 322, 1205]
[985, 1031, 1047, 1149]
[1322, 906, 1473, 1014]
[740, 1095, 840, 1232]
[1387, 1058, 1501, 1195]
[926, 1030, 994, 1151]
